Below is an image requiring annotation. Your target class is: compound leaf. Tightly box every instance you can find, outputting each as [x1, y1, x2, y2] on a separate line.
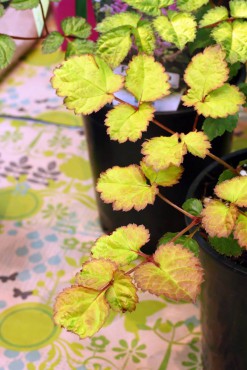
[42, 32, 64, 54]
[234, 213, 247, 249]
[230, 0, 247, 18]
[215, 176, 247, 207]
[122, 0, 174, 16]
[0, 34, 16, 69]
[52, 55, 123, 114]
[61, 17, 91, 38]
[92, 224, 150, 265]
[209, 234, 243, 256]
[202, 114, 238, 140]
[199, 6, 228, 27]
[141, 162, 183, 187]
[134, 243, 203, 302]
[177, 0, 209, 12]
[180, 131, 211, 158]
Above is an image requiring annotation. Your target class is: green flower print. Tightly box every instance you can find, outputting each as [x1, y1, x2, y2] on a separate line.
[112, 338, 147, 364]
[88, 336, 110, 353]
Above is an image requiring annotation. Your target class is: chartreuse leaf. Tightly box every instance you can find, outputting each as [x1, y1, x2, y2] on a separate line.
[230, 0, 247, 18]
[180, 131, 211, 158]
[142, 134, 187, 171]
[97, 165, 158, 211]
[141, 162, 183, 187]
[96, 27, 132, 68]
[199, 6, 228, 27]
[11, 0, 39, 10]
[52, 55, 123, 114]
[202, 114, 238, 140]
[182, 46, 229, 105]
[195, 84, 245, 118]
[0, 35, 16, 69]
[96, 12, 141, 33]
[153, 11, 196, 49]
[75, 259, 117, 290]
[105, 103, 155, 143]
[125, 54, 170, 103]
[215, 176, 247, 207]
[0, 4, 4, 17]
[122, 0, 174, 16]
[234, 213, 247, 249]
[133, 21, 155, 54]
[92, 224, 150, 265]
[177, 0, 209, 12]
[182, 198, 203, 216]
[42, 32, 64, 54]
[61, 17, 91, 38]
[134, 243, 203, 301]
[201, 199, 238, 237]
[106, 271, 138, 312]
[54, 286, 109, 338]
[209, 234, 243, 256]
[65, 39, 95, 59]
[158, 233, 199, 257]
[212, 20, 247, 64]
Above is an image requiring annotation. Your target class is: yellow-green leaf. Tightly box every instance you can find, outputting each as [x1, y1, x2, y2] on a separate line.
[75, 259, 117, 290]
[214, 176, 247, 207]
[183, 46, 229, 103]
[140, 162, 183, 187]
[230, 0, 247, 19]
[134, 21, 155, 54]
[0, 35, 16, 69]
[153, 11, 196, 50]
[234, 213, 247, 249]
[106, 271, 138, 312]
[180, 131, 211, 158]
[125, 54, 170, 103]
[199, 6, 228, 27]
[96, 165, 158, 211]
[142, 134, 187, 171]
[105, 103, 155, 143]
[91, 224, 150, 265]
[52, 55, 123, 115]
[177, 0, 209, 12]
[54, 286, 109, 338]
[134, 243, 203, 302]
[122, 0, 174, 16]
[211, 20, 247, 64]
[96, 12, 141, 33]
[201, 199, 238, 237]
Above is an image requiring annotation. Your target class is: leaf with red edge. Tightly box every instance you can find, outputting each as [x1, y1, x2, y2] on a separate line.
[234, 213, 247, 249]
[201, 199, 238, 238]
[180, 131, 211, 158]
[214, 176, 247, 207]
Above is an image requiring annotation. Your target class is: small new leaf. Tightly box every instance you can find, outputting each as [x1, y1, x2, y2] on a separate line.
[182, 198, 203, 216]
[61, 17, 91, 38]
[202, 114, 238, 140]
[209, 234, 243, 256]
[134, 243, 203, 302]
[11, 0, 39, 10]
[106, 271, 138, 312]
[52, 55, 124, 114]
[153, 11, 196, 50]
[142, 134, 187, 171]
[97, 165, 158, 211]
[180, 131, 211, 158]
[199, 6, 228, 27]
[54, 286, 109, 338]
[42, 32, 64, 54]
[141, 162, 183, 187]
[215, 176, 247, 207]
[201, 199, 238, 237]
[91, 224, 150, 265]
[125, 54, 170, 103]
[230, 0, 247, 19]
[234, 213, 247, 249]
[65, 39, 95, 59]
[177, 0, 209, 12]
[158, 233, 199, 257]
[0, 34, 16, 69]
[105, 103, 155, 143]
[122, 0, 174, 16]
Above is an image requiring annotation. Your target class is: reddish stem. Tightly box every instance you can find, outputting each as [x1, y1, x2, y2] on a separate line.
[152, 118, 176, 135]
[193, 113, 199, 131]
[207, 152, 240, 175]
[200, 17, 235, 30]
[157, 192, 195, 219]
[6, 35, 46, 40]
[169, 218, 201, 244]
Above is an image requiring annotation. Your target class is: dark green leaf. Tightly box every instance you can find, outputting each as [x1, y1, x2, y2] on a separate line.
[202, 114, 238, 140]
[0, 34, 16, 69]
[188, 28, 213, 54]
[228, 62, 241, 80]
[238, 82, 247, 107]
[65, 39, 95, 59]
[209, 234, 243, 256]
[11, 0, 39, 10]
[217, 169, 236, 184]
[61, 17, 91, 38]
[188, 352, 198, 361]
[42, 31, 64, 54]
[193, 3, 212, 22]
[182, 198, 203, 216]
[132, 355, 141, 363]
[158, 232, 199, 257]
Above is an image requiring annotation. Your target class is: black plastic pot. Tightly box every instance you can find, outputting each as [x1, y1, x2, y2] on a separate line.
[186, 148, 247, 370]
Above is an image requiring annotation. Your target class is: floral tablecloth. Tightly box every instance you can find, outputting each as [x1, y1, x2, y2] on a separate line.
[0, 37, 246, 370]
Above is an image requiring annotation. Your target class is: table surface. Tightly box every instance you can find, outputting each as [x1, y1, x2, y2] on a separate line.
[0, 34, 246, 370]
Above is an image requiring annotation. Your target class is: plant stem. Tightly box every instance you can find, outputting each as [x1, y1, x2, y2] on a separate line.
[158, 192, 195, 219]
[39, 0, 49, 35]
[113, 96, 138, 111]
[201, 17, 235, 29]
[169, 219, 201, 244]
[158, 327, 175, 370]
[192, 113, 199, 131]
[152, 118, 176, 135]
[207, 152, 240, 175]
[6, 35, 46, 40]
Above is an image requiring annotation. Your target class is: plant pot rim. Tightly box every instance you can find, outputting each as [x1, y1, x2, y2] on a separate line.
[186, 147, 247, 276]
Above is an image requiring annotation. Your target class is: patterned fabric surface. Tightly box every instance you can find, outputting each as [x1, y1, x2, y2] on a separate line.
[0, 34, 246, 370]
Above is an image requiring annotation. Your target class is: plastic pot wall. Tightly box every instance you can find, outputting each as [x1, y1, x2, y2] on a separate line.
[186, 148, 247, 370]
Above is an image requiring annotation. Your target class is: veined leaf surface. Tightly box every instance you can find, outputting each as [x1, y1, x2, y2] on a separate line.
[105, 103, 155, 143]
[92, 224, 150, 265]
[180, 131, 211, 158]
[122, 0, 174, 16]
[11, 0, 39, 9]
[0, 35, 16, 69]
[140, 162, 183, 187]
[230, 0, 247, 19]
[97, 165, 158, 211]
[153, 11, 196, 49]
[234, 213, 247, 249]
[52, 55, 123, 114]
[106, 271, 138, 312]
[54, 286, 109, 338]
[61, 17, 91, 38]
[134, 243, 203, 302]
[199, 6, 228, 27]
[177, 0, 209, 12]
[142, 134, 187, 170]
[96, 12, 141, 33]
[125, 54, 170, 103]
[134, 21, 155, 54]
[201, 199, 238, 237]
[215, 176, 247, 207]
